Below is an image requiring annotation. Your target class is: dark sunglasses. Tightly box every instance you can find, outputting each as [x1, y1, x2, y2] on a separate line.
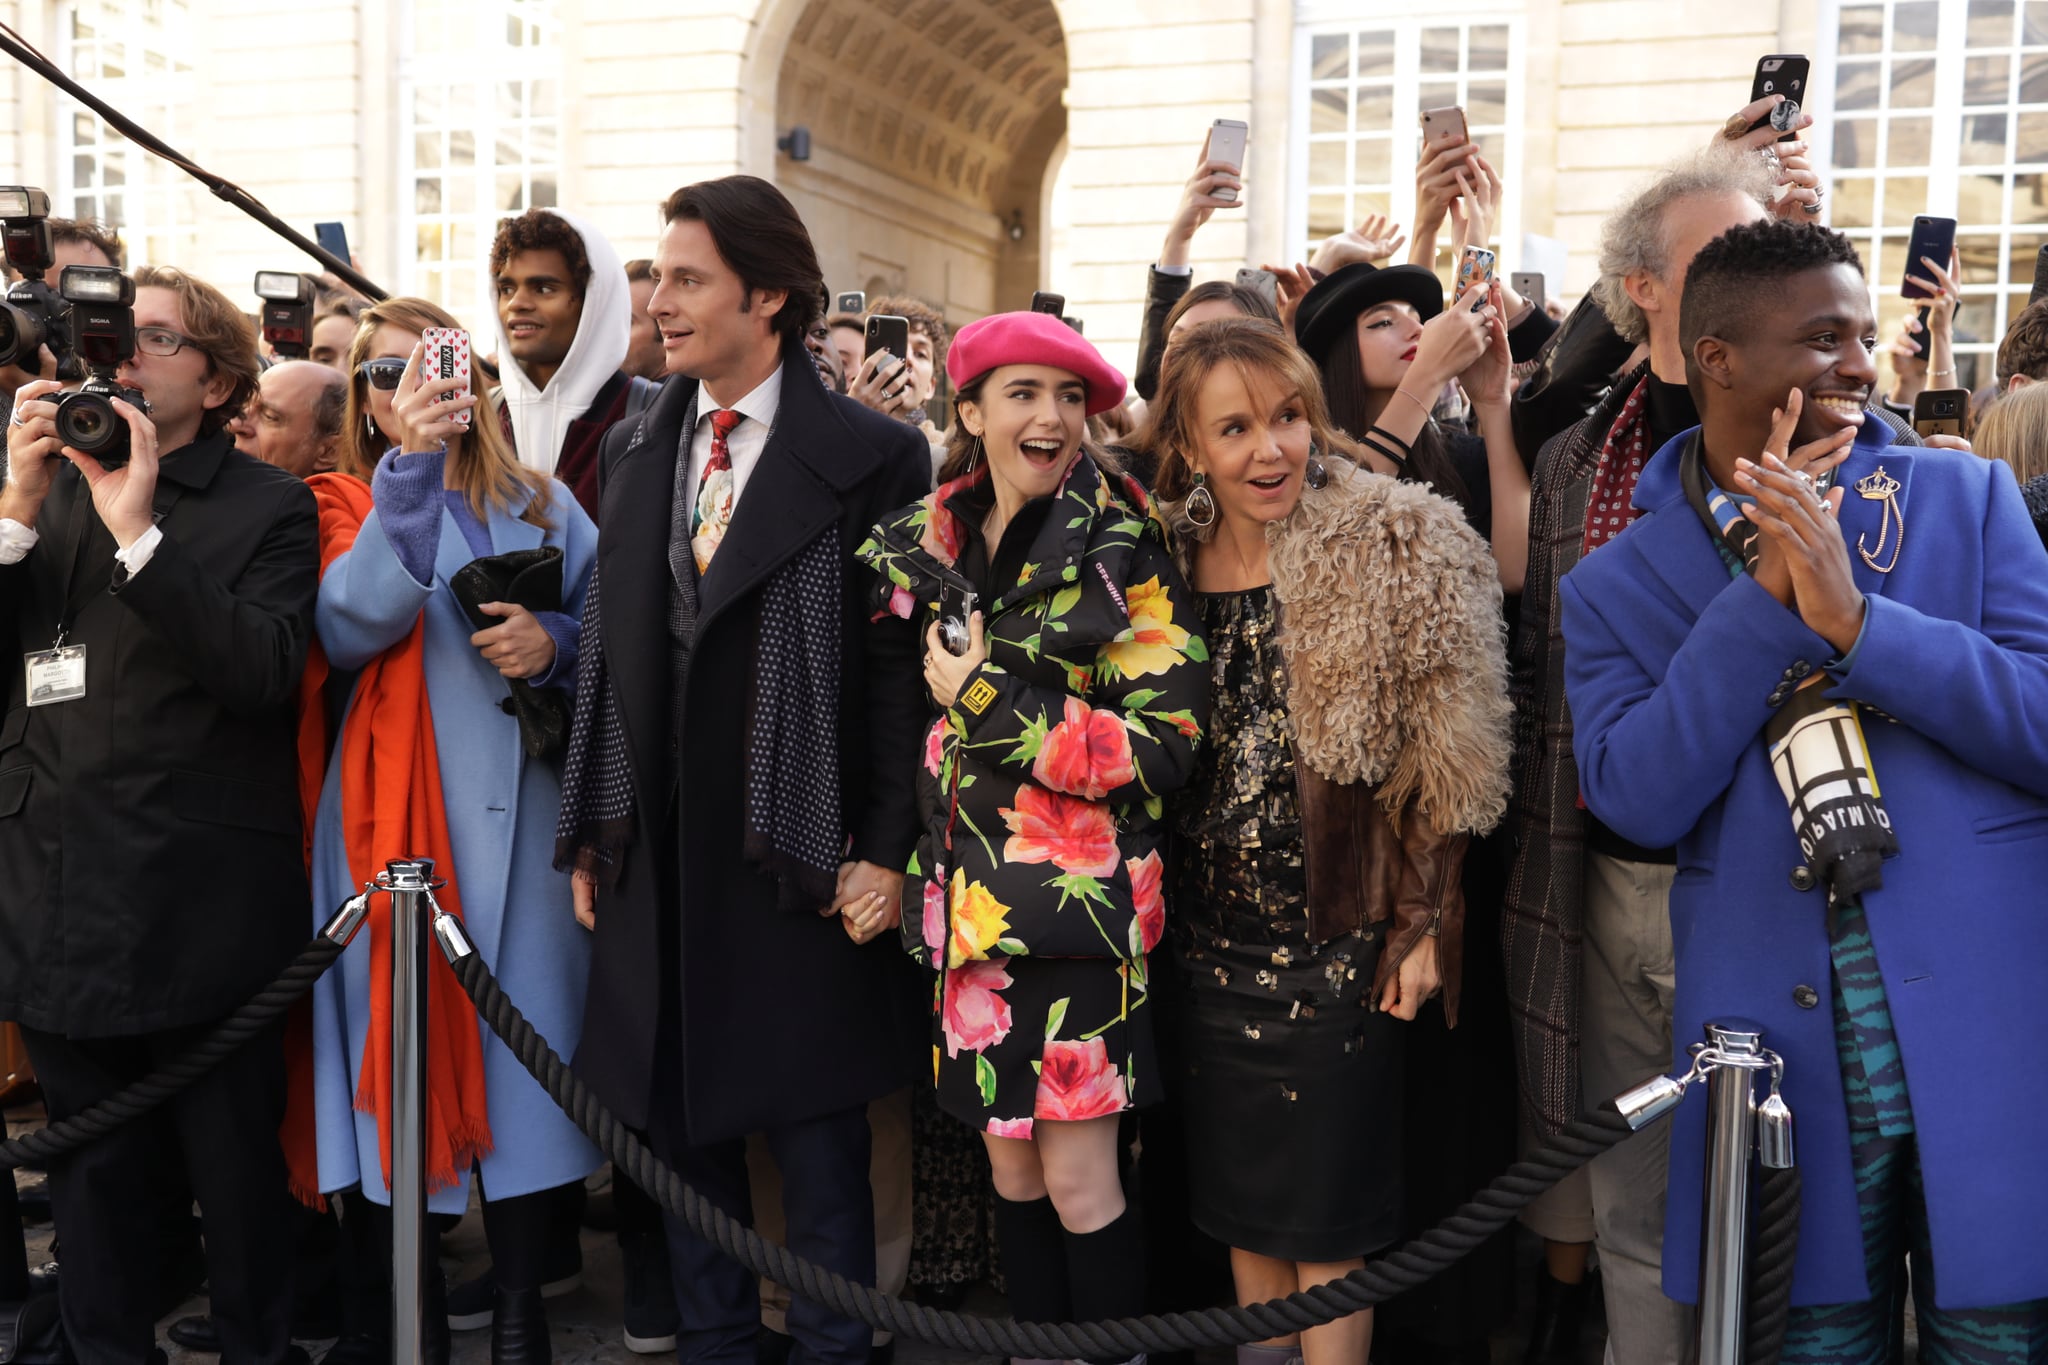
[357, 358, 408, 391]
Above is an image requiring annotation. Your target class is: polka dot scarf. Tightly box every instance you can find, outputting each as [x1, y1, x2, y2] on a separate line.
[1579, 377, 1654, 559]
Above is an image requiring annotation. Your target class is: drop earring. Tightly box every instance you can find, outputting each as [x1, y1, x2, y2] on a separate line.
[1185, 470, 1217, 528]
[966, 435, 984, 471]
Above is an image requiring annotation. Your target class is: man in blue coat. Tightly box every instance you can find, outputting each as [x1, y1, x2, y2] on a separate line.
[1561, 218, 2048, 1357]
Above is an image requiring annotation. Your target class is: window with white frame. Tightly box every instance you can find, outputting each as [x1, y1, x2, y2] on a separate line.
[406, 0, 561, 324]
[1291, 14, 1520, 279]
[56, 0, 199, 269]
[1824, 0, 2048, 389]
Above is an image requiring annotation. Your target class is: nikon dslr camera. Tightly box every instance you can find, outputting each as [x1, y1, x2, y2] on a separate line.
[0, 186, 82, 381]
[53, 265, 148, 467]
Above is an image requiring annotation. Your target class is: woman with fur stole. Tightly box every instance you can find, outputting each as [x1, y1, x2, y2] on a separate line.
[1145, 317, 1512, 1365]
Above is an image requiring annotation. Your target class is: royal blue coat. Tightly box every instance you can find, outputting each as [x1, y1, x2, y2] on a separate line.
[1561, 419, 2048, 1309]
[308, 479, 602, 1210]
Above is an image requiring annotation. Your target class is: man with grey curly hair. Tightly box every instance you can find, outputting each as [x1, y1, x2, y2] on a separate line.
[1500, 97, 1925, 1365]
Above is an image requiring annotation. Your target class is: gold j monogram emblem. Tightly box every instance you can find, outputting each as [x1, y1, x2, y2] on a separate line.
[1855, 467, 1903, 574]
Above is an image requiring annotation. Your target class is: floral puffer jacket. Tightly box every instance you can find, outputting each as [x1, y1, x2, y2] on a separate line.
[857, 455, 1209, 971]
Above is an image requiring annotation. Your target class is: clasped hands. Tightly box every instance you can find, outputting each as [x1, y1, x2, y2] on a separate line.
[1731, 390, 1867, 655]
[570, 857, 906, 944]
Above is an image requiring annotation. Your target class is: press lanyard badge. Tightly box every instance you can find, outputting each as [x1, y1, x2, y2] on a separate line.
[25, 641, 85, 706]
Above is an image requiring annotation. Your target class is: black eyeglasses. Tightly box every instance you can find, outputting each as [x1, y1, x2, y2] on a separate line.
[357, 358, 408, 391]
[135, 326, 203, 358]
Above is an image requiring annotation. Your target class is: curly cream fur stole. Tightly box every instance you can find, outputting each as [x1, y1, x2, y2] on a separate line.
[1266, 463, 1513, 837]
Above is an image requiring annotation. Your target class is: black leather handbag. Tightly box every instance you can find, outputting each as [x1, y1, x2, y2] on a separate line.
[449, 546, 572, 762]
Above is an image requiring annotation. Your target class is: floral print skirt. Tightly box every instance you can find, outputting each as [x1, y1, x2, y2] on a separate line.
[932, 953, 1157, 1140]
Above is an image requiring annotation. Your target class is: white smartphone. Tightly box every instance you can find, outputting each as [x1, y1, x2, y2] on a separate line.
[1205, 119, 1248, 202]
[1235, 267, 1279, 310]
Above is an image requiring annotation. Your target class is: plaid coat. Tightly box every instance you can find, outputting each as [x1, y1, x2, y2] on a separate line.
[1499, 365, 1648, 1137]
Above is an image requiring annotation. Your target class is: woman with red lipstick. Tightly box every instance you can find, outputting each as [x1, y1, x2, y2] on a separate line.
[1148, 317, 1512, 1365]
[1294, 262, 1531, 592]
[858, 312, 1209, 1364]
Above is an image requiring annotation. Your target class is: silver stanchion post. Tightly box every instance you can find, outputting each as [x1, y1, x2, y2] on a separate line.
[1695, 1018, 1772, 1365]
[377, 858, 440, 1365]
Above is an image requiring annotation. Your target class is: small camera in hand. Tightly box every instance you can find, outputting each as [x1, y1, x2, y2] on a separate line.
[938, 585, 978, 657]
[53, 265, 149, 467]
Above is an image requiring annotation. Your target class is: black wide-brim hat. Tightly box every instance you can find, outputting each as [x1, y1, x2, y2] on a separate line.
[1292, 262, 1447, 365]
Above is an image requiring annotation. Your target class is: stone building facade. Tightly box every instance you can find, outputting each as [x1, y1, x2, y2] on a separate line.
[0, 0, 2035, 387]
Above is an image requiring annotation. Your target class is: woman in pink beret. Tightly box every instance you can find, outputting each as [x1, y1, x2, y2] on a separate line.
[858, 311, 1209, 1359]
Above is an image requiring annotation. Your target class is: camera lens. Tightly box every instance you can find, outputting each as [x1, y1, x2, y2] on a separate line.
[54, 388, 128, 465]
[0, 300, 37, 368]
[939, 617, 970, 656]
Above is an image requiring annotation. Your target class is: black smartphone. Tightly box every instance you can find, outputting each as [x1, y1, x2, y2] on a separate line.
[1749, 55, 1809, 143]
[1902, 216, 1957, 300]
[2030, 244, 2048, 307]
[1030, 290, 1066, 316]
[1511, 271, 1546, 313]
[1913, 387, 1969, 439]
[865, 313, 910, 365]
[314, 221, 350, 263]
[835, 290, 866, 315]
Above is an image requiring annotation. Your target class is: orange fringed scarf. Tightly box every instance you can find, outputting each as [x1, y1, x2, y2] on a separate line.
[281, 472, 493, 1208]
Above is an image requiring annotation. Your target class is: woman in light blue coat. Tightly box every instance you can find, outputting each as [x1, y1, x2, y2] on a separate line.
[309, 297, 600, 1358]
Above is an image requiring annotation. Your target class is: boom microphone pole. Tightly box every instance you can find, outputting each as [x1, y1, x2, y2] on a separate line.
[0, 20, 387, 301]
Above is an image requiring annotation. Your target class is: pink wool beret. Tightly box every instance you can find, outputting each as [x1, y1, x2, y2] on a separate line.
[946, 311, 1128, 416]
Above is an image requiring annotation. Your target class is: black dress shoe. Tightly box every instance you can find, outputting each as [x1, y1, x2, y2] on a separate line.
[1521, 1269, 1591, 1365]
[26, 1261, 55, 1296]
[489, 1285, 549, 1365]
[168, 1314, 222, 1353]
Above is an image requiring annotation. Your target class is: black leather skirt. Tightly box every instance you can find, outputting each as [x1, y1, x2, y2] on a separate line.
[1172, 931, 1405, 1262]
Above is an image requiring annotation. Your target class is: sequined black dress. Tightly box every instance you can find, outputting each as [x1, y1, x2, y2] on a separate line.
[1170, 586, 1404, 1261]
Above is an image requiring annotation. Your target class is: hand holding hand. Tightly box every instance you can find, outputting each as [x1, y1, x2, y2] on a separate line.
[923, 612, 988, 710]
[830, 860, 906, 945]
[66, 397, 160, 550]
[389, 341, 476, 454]
[469, 601, 558, 679]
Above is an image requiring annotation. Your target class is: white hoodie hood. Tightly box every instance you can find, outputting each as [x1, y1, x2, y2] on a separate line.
[493, 207, 631, 474]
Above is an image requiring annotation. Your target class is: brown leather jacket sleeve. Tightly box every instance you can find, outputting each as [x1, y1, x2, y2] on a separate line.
[1371, 802, 1471, 1027]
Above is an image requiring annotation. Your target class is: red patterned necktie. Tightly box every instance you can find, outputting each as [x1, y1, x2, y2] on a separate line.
[692, 408, 743, 573]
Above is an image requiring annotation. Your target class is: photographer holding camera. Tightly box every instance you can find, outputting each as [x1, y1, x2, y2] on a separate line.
[0, 262, 318, 1364]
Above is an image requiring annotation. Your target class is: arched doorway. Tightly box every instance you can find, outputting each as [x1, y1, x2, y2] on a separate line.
[766, 0, 1069, 324]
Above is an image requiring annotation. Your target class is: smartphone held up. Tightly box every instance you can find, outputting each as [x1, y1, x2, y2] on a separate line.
[420, 326, 474, 430]
[1203, 119, 1247, 203]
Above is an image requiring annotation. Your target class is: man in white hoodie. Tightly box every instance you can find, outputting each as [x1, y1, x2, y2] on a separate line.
[491, 207, 659, 523]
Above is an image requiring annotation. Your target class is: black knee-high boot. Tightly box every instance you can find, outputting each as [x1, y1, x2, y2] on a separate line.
[1064, 1204, 1147, 1365]
[993, 1194, 1073, 1324]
